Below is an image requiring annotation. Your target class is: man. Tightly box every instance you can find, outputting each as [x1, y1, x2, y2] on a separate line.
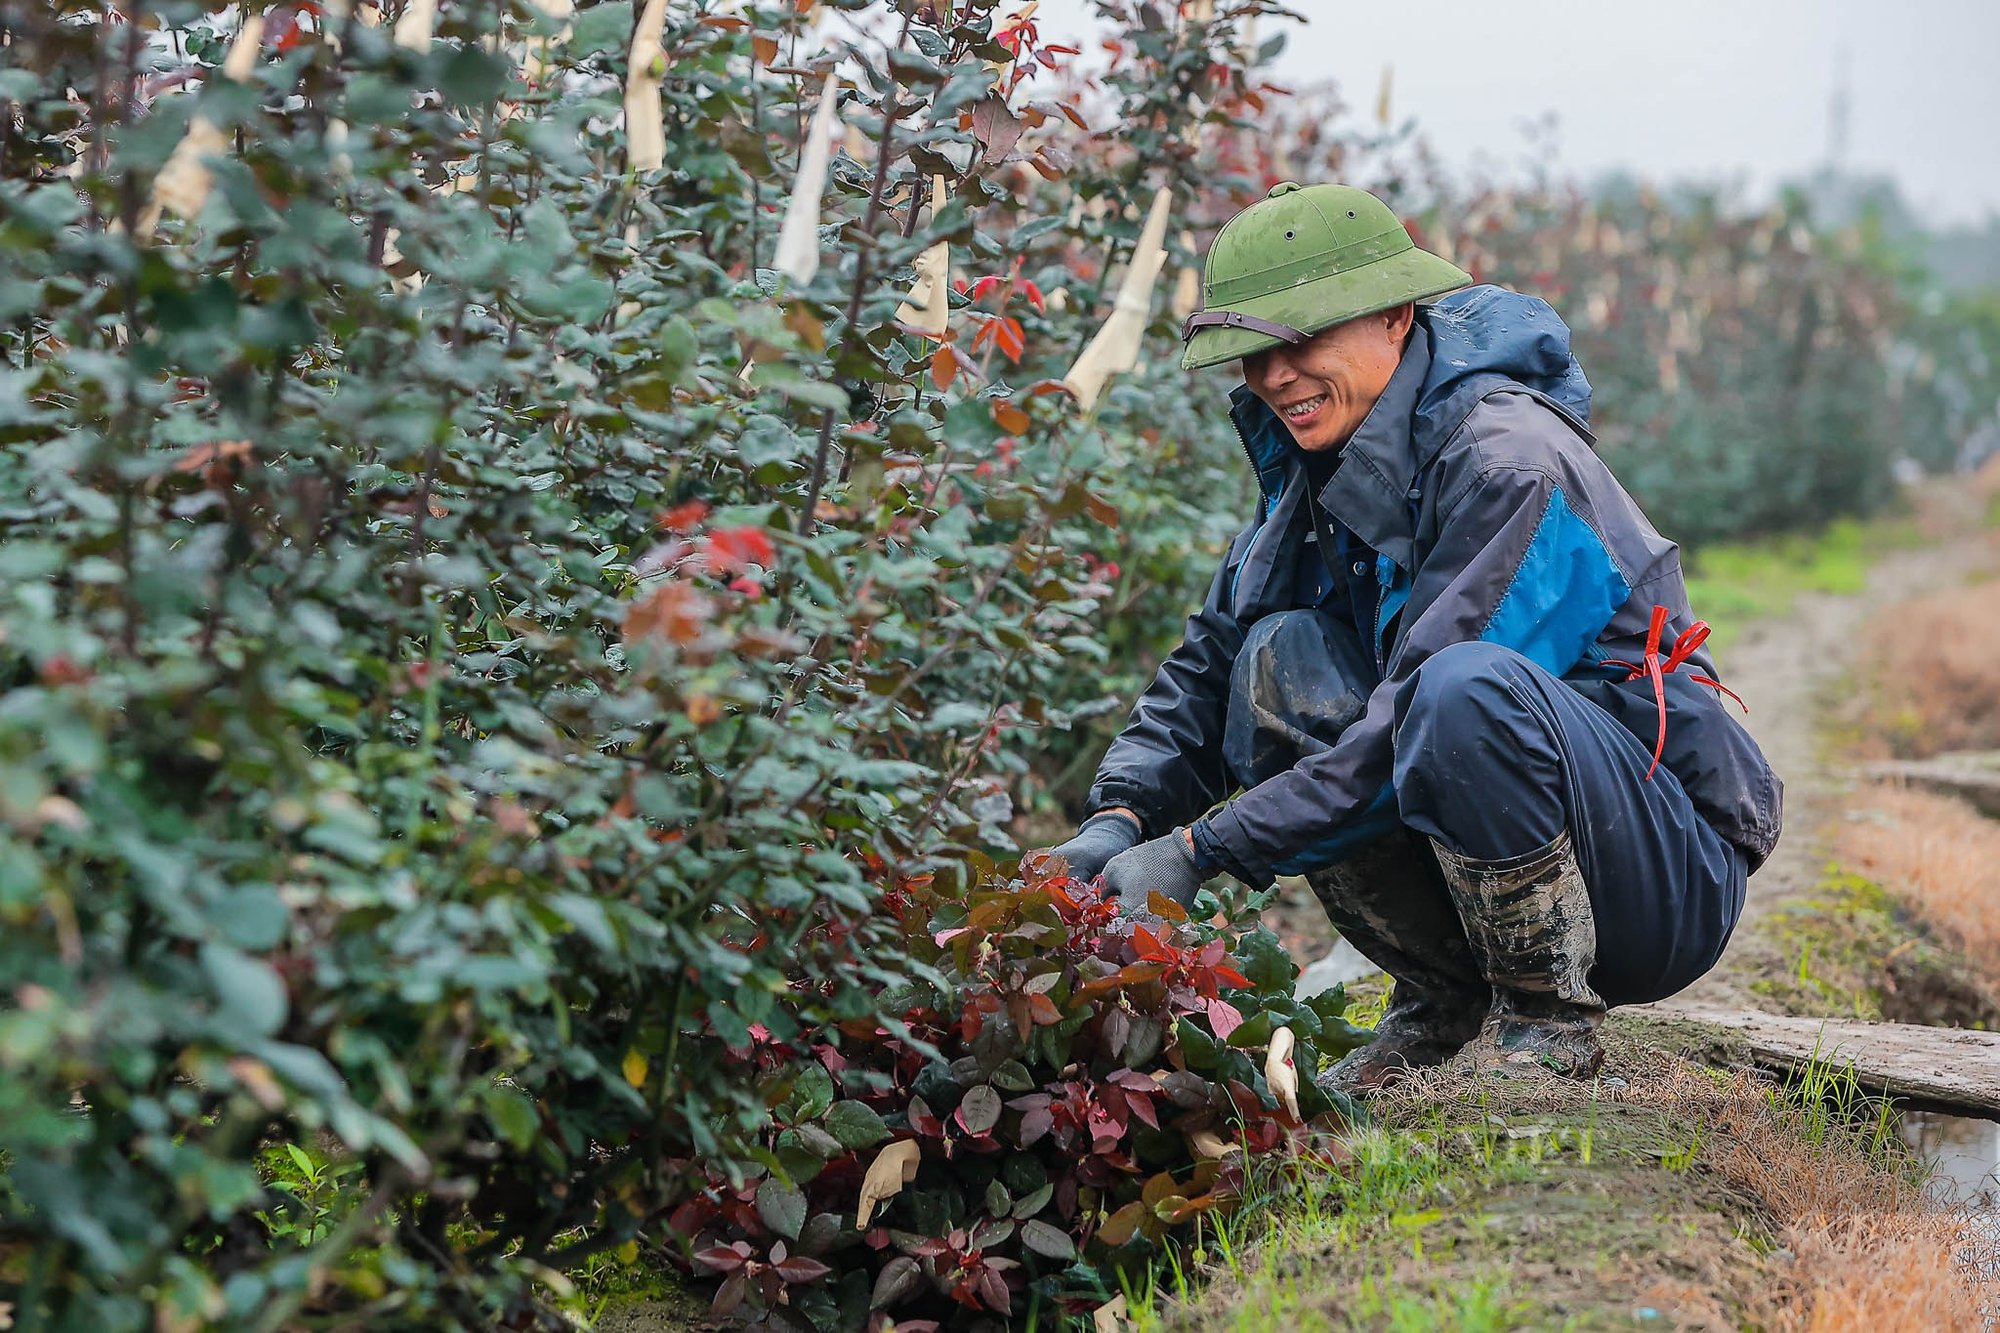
[1046, 182, 1781, 1089]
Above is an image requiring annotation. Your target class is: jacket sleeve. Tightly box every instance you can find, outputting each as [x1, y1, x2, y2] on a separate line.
[1192, 416, 1632, 885]
[1085, 533, 1251, 837]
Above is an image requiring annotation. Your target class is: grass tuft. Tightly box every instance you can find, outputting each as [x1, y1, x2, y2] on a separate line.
[1683, 516, 1914, 652]
[1748, 870, 2000, 1027]
[1132, 1038, 1995, 1332]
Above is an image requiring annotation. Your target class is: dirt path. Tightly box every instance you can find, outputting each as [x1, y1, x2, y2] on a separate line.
[1671, 494, 2000, 1009]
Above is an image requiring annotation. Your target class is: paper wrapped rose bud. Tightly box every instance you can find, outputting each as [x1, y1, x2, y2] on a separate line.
[855, 1139, 921, 1228]
[139, 15, 265, 239]
[771, 74, 843, 288]
[1062, 185, 1172, 411]
[892, 176, 952, 337]
[1186, 1126, 1239, 1159]
[1264, 1025, 1301, 1121]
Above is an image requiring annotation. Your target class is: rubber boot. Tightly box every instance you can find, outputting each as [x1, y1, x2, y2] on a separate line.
[1432, 831, 1606, 1079]
[1306, 833, 1488, 1095]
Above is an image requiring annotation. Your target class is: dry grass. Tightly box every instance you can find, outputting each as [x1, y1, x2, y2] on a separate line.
[1660, 1054, 1994, 1331]
[1850, 578, 2000, 759]
[1791, 467, 2000, 1326]
[1689, 1052, 1996, 1331]
[1845, 458, 2000, 758]
[1161, 1035, 1996, 1332]
[1779, 1213, 1994, 1332]
[1835, 784, 2000, 983]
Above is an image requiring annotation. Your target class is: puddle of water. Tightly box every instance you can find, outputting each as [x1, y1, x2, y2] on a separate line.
[1899, 1109, 2000, 1214]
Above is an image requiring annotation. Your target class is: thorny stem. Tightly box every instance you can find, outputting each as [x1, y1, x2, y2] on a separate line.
[794, 15, 915, 539]
[747, 70, 763, 271]
[83, 2, 113, 230]
[405, 0, 502, 591]
[900, 648, 1024, 847]
[113, 4, 146, 654]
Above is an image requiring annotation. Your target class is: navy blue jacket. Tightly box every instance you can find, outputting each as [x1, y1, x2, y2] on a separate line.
[1088, 287, 1783, 887]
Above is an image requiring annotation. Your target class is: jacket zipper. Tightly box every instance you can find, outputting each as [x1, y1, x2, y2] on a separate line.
[1373, 570, 1391, 672]
[1230, 409, 1275, 509]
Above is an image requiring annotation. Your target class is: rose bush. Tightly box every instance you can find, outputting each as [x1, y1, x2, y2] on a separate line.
[660, 857, 1365, 1330]
[0, 1, 1284, 1327]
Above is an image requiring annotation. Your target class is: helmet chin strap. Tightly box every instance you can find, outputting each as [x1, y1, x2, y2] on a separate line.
[1178, 308, 1309, 345]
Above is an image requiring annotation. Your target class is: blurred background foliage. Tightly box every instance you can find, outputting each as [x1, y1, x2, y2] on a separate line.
[0, 0, 1995, 1328]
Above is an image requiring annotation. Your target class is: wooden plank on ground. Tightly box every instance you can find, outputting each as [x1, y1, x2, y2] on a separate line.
[1856, 752, 2000, 818]
[1644, 1003, 2000, 1117]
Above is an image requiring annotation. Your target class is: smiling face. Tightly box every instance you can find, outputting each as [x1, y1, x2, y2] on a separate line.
[1240, 303, 1417, 452]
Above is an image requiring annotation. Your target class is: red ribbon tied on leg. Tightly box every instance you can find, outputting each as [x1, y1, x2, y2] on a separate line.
[1600, 604, 1747, 780]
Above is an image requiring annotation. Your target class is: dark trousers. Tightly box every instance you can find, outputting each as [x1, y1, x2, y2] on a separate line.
[1224, 611, 1745, 1006]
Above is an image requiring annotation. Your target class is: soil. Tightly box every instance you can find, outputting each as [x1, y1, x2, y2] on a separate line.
[591, 1285, 716, 1333]
[1159, 1027, 1917, 1333]
[1659, 487, 1999, 1024]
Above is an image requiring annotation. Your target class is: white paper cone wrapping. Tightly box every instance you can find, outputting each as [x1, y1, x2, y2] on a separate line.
[393, 0, 436, 51]
[141, 15, 265, 238]
[624, 0, 669, 172]
[771, 74, 841, 288]
[218, 14, 264, 78]
[1264, 1026, 1300, 1121]
[893, 175, 951, 337]
[1063, 186, 1172, 411]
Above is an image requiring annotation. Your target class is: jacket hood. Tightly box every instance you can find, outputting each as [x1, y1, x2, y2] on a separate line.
[1229, 284, 1592, 485]
[1415, 284, 1592, 438]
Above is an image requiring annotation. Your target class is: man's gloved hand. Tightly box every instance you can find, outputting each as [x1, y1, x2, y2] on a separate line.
[1046, 810, 1142, 882]
[1101, 829, 1207, 916]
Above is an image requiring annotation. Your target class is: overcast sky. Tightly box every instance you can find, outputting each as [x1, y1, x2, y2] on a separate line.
[1035, 0, 2000, 225]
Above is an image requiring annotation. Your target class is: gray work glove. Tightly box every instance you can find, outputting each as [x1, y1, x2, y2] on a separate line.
[1101, 830, 1206, 917]
[1046, 810, 1143, 882]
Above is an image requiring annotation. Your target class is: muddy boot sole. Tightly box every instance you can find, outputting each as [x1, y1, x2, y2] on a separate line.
[1318, 1033, 1475, 1095]
[1448, 1017, 1605, 1080]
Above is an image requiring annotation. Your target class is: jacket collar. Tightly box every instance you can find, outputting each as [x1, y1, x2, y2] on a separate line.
[1320, 323, 1432, 571]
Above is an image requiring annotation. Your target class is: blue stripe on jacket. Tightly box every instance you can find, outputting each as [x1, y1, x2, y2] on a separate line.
[1480, 485, 1631, 675]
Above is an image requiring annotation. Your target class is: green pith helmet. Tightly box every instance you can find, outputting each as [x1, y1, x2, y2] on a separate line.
[1180, 182, 1473, 370]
